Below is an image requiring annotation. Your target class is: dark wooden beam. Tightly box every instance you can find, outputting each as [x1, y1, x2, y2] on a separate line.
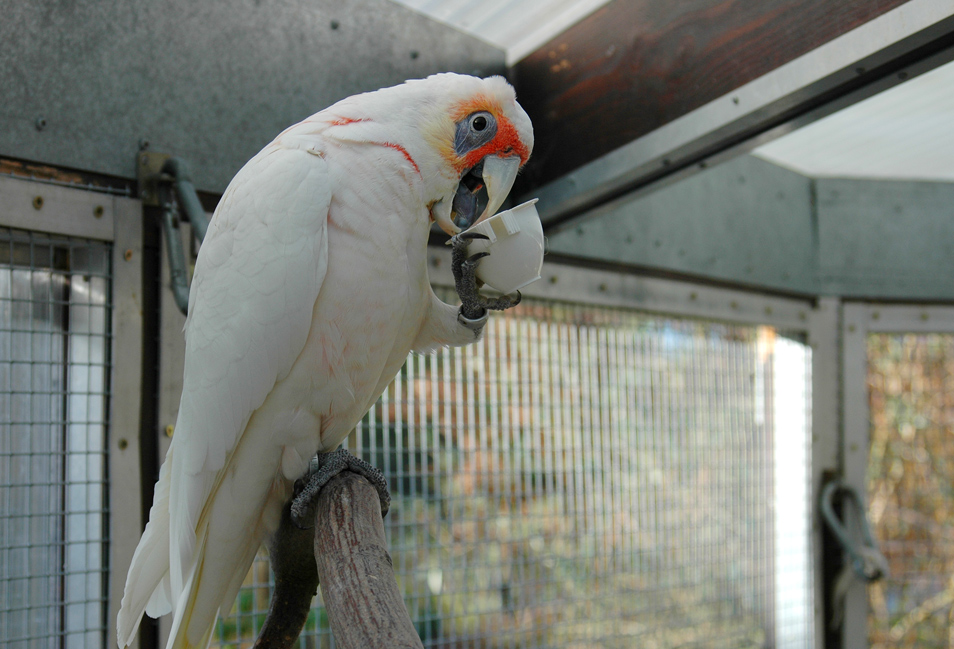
[512, 0, 913, 190]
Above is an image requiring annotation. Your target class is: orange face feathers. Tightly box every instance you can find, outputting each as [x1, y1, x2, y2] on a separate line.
[460, 115, 531, 170]
[448, 95, 532, 173]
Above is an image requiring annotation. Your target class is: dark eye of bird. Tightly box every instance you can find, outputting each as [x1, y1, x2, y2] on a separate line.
[455, 112, 497, 156]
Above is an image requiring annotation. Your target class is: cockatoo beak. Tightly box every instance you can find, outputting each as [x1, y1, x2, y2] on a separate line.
[432, 154, 522, 237]
[472, 155, 520, 227]
[432, 196, 460, 236]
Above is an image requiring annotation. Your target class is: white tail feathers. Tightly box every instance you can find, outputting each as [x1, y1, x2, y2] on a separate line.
[117, 449, 175, 648]
[164, 532, 219, 649]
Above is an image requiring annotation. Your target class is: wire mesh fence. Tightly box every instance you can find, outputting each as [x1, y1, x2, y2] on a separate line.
[212, 292, 813, 648]
[0, 227, 112, 649]
[867, 333, 954, 648]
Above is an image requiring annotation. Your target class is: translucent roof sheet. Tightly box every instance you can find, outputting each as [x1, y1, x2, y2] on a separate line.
[755, 58, 954, 182]
[391, 0, 612, 64]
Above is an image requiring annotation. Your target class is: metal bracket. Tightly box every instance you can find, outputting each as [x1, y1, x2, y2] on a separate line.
[821, 479, 887, 582]
[137, 151, 171, 206]
[137, 152, 210, 314]
[821, 477, 889, 630]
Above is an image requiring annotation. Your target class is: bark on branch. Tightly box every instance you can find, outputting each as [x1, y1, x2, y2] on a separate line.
[254, 472, 423, 649]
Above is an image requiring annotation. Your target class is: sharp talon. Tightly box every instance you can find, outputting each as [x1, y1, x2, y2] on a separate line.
[452, 229, 520, 318]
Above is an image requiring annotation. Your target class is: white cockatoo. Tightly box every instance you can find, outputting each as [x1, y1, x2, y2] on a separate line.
[117, 73, 533, 649]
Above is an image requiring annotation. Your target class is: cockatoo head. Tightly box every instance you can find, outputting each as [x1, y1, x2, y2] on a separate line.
[312, 73, 533, 236]
[416, 73, 534, 235]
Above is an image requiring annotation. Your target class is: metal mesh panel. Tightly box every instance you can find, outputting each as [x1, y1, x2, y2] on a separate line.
[867, 333, 954, 648]
[0, 227, 112, 649]
[212, 292, 813, 648]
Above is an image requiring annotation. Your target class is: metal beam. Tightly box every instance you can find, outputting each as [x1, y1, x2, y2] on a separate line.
[513, 0, 913, 190]
[520, 0, 954, 232]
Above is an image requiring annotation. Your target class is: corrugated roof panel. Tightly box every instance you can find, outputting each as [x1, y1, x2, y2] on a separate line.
[391, 0, 612, 64]
[755, 58, 954, 182]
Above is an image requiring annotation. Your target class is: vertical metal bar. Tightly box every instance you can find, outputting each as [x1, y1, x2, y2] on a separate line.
[691, 324, 709, 606]
[382, 362, 392, 523]
[762, 333, 774, 637]
[711, 333, 728, 625]
[600, 325, 618, 636]
[841, 304, 872, 649]
[451, 332, 466, 633]
[108, 196, 144, 649]
[618, 323, 637, 584]
[591, 322, 605, 604]
[476, 320, 491, 640]
[809, 296, 840, 647]
[633, 323, 650, 608]
[672, 323, 687, 615]
[462, 315, 478, 638]
[632, 322, 649, 615]
[601, 327, 616, 584]
[487, 314, 500, 530]
[648, 329, 664, 595]
[736, 333, 752, 630]
[403, 351, 416, 624]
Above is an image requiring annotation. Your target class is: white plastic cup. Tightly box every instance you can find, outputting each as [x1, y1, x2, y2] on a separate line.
[457, 199, 544, 294]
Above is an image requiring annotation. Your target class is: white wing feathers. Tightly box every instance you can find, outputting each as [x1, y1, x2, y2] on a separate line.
[116, 446, 174, 648]
[171, 143, 331, 600]
[118, 142, 331, 648]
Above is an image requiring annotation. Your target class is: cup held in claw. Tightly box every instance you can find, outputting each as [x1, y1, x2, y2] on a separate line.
[454, 199, 544, 295]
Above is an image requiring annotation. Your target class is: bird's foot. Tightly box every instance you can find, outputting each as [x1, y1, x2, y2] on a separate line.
[450, 232, 522, 332]
[290, 448, 390, 528]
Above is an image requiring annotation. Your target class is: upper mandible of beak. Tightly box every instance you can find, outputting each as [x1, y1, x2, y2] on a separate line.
[432, 154, 522, 237]
[473, 155, 521, 227]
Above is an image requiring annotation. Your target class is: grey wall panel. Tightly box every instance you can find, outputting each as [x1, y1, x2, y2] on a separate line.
[545, 155, 817, 294]
[0, 0, 504, 193]
[816, 177, 954, 299]
[547, 154, 954, 300]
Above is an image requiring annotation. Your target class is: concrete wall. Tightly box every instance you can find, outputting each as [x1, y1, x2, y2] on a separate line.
[547, 155, 818, 294]
[0, 0, 504, 193]
[816, 177, 954, 299]
[547, 155, 954, 300]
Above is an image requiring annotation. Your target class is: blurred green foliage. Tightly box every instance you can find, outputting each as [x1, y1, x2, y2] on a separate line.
[867, 334, 954, 648]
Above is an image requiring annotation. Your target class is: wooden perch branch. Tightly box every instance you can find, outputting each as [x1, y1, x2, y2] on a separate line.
[254, 472, 423, 649]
